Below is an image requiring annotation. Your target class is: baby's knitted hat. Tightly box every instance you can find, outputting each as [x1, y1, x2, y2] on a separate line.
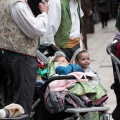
[54, 51, 66, 59]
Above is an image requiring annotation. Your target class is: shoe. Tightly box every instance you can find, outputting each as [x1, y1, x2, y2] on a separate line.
[95, 95, 108, 106]
[85, 99, 93, 107]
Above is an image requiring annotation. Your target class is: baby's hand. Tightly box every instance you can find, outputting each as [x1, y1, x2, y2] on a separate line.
[69, 60, 75, 64]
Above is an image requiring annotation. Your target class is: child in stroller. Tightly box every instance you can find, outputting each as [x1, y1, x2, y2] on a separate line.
[53, 49, 108, 107]
[32, 46, 109, 120]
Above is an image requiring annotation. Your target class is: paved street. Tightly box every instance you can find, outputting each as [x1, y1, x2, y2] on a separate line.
[87, 18, 117, 119]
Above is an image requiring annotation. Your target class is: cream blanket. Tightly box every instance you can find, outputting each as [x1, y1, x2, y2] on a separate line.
[0, 103, 24, 118]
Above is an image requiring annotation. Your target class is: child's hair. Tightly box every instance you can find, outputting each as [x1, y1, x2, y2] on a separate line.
[75, 50, 89, 63]
[71, 48, 89, 62]
[53, 51, 66, 62]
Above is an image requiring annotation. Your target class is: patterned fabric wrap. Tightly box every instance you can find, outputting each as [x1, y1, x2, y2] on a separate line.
[44, 87, 65, 114]
[68, 82, 107, 104]
[44, 86, 86, 114]
[0, 0, 38, 56]
[68, 82, 97, 101]
[65, 92, 86, 108]
[93, 83, 107, 104]
[80, 111, 99, 120]
[47, 57, 56, 78]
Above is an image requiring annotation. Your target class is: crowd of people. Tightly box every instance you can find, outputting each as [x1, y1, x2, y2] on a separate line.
[81, 0, 120, 49]
[0, 0, 120, 120]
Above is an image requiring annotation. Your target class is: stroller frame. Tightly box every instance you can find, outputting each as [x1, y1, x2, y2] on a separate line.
[106, 39, 120, 105]
[0, 44, 110, 120]
[106, 39, 120, 120]
[106, 39, 120, 84]
[31, 75, 110, 120]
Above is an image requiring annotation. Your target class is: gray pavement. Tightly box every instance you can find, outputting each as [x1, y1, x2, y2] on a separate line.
[87, 19, 117, 119]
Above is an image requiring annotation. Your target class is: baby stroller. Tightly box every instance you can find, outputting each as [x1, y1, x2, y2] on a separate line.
[106, 38, 120, 120]
[30, 44, 110, 120]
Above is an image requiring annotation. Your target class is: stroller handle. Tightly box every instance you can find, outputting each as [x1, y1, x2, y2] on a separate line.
[35, 75, 76, 97]
[106, 39, 120, 65]
[43, 75, 76, 91]
[106, 39, 118, 55]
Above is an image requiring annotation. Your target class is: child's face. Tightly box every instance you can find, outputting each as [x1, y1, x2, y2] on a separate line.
[77, 52, 90, 69]
[56, 56, 69, 65]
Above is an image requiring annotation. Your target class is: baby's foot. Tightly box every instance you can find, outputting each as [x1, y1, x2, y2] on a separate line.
[95, 95, 108, 106]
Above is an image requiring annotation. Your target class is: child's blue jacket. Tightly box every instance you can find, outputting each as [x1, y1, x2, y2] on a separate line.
[55, 64, 84, 75]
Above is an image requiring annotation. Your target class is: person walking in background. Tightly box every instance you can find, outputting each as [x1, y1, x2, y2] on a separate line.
[81, 0, 88, 50]
[96, 0, 111, 28]
[93, 0, 100, 24]
[42, 0, 85, 60]
[0, 0, 48, 119]
[81, 0, 95, 34]
[81, 0, 95, 49]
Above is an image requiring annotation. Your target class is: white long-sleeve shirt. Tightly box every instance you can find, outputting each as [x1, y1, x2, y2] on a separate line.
[42, 0, 84, 45]
[11, 2, 48, 38]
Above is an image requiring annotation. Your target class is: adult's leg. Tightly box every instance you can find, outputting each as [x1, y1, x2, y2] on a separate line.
[104, 12, 109, 27]
[4, 55, 38, 120]
[99, 12, 105, 28]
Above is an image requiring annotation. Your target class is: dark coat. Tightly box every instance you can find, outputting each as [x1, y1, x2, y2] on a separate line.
[96, 0, 111, 13]
[81, 0, 95, 34]
[111, 0, 120, 18]
[81, 0, 94, 49]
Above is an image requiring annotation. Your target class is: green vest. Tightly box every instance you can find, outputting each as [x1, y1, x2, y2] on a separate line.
[54, 0, 82, 48]
[116, 7, 120, 31]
